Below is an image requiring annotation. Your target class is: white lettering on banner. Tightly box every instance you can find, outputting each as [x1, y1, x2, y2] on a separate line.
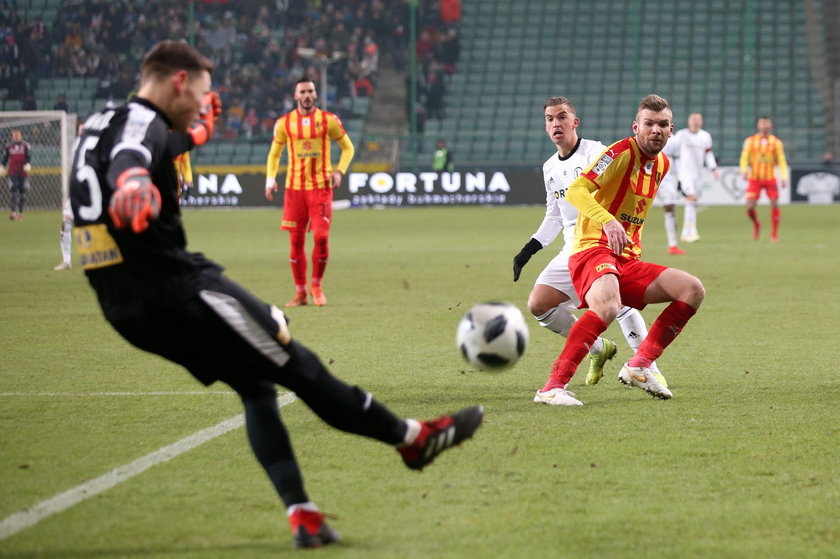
[396, 172, 418, 193]
[465, 172, 485, 192]
[441, 172, 460, 193]
[221, 174, 243, 194]
[197, 174, 243, 195]
[347, 172, 512, 195]
[419, 172, 437, 192]
[371, 172, 393, 193]
[199, 174, 217, 194]
[349, 173, 368, 193]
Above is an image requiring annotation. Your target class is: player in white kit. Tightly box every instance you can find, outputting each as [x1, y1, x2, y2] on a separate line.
[54, 197, 73, 270]
[512, 97, 667, 406]
[671, 113, 719, 242]
[657, 134, 685, 254]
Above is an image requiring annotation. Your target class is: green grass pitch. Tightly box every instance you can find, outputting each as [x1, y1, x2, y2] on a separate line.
[1, 204, 838, 558]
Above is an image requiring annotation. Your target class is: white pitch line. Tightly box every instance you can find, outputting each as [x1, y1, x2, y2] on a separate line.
[0, 392, 297, 541]
[0, 391, 236, 397]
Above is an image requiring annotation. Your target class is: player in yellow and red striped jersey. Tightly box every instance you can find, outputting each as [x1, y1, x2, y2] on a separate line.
[534, 94, 705, 404]
[265, 78, 355, 307]
[740, 116, 788, 242]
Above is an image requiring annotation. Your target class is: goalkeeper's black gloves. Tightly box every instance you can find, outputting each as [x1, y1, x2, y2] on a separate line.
[513, 238, 543, 282]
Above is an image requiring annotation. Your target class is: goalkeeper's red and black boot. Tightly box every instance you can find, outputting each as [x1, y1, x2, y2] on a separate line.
[398, 405, 484, 471]
[288, 508, 340, 549]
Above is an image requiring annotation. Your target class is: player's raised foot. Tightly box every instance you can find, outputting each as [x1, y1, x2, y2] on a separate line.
[289, 508, 340, 549]
[585, 338, 617, 385]
[618, 363, 672, 399]
[53, 262, 72, 271]
[398, 405, 484, 471]
[753, 221, 761, 240]
[681, 232, 700, 243]
[668, 245, 686, 255]
[285, 292, 308, 307]
[310, 284, 327, 306]
[533, 388, 583, 406]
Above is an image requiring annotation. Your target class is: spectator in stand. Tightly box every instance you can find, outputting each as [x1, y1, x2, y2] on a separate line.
[53, 94, 69, 111]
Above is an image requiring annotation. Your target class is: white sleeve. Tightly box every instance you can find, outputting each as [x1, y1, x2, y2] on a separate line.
[704, 135, 717, 170]
[532, 188, 563, 247]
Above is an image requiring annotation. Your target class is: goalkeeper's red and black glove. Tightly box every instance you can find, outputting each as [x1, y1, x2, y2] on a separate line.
[188, 91, 222, 147]
[109, 167, 161, 233]
[513, 238, 543, 282]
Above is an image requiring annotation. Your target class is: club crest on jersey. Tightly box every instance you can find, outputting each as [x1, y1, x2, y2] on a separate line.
[302, 118, 310, 126]
[592, 153, 613, 176]
[644, 161, 654, 175]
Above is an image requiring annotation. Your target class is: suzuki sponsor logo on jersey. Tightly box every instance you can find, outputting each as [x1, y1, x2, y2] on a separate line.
[347, 171, 511, 205]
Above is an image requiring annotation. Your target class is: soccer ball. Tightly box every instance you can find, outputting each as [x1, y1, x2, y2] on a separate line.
[456, 302, 529, 371]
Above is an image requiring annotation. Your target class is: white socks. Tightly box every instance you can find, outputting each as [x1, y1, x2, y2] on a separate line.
[60, 217, 72, 265]
[664, 211, 678, 247]
[682, 202, 697, 236]
[287, 502, 319, 517]
[615, 306, 660, 372]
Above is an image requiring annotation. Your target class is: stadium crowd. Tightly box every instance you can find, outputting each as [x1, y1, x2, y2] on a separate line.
[2, 0, 461, 139]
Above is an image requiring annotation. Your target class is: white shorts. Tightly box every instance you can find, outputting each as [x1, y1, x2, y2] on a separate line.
[657, 177, 680, 206]
[679, 176, 699, 197]
[534, 250, 580, 310]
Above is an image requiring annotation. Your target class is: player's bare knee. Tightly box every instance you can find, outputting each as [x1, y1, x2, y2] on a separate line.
[683, 275, 705, 307]
[527, 292, 549, 317]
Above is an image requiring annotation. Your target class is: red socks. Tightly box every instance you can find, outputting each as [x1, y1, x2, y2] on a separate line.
[311, 235, 329, 283]
[628, 301, 696, 368]
[771, 207, 780, 239]
[289, 232, 307, 289]
[542, 311, 607, 391]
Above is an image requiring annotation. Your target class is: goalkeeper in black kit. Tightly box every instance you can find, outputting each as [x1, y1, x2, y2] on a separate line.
[69, 40, 482, 550]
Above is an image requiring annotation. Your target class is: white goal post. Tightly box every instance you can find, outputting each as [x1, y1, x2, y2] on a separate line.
[0, 111, 77, 211]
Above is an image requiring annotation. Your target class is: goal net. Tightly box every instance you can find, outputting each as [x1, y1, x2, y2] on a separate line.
[0, 111, 76, 211]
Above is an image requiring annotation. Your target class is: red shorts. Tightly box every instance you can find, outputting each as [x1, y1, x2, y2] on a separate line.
[569, 247, 667, 310]
[746, 179, 778, 200]
[282, 188, 333, 234]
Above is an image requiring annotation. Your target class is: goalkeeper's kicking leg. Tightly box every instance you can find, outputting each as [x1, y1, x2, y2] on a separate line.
[112, 276, 483, 549]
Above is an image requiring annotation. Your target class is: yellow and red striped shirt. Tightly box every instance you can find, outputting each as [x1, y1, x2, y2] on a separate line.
[739, 133, 787, 181]
[266, 107, 355, 190]
[567, 137, 670, 260]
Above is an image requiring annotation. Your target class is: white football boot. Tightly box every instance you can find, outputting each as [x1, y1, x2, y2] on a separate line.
[533, 388, 583, 406]
[618, 363, 673, 399]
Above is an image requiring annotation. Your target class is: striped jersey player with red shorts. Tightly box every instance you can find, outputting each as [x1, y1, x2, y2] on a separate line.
[266, 78, 355, 307]
[739, 116, 787, 242]
[535, 94, 705, 405]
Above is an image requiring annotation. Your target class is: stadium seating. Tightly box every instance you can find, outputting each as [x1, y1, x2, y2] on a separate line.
[431, 0, 827, 164]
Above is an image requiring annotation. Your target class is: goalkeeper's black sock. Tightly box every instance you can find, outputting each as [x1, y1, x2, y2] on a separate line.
[240, 383, 308, 506]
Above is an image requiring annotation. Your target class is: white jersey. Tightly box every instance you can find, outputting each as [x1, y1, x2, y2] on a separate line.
[532, 138, 606, 253]
[657, 138, 680, 205]
[672, 128, 717, 183]
[796, 171, 840, 204]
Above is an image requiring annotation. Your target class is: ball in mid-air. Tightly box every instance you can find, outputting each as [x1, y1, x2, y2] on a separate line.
[456, 302, 529, 371]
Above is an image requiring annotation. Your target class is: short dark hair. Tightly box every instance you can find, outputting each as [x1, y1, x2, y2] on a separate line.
[756, 115, 772, 124]
[296, 77, 316, 87]
[140, 40, 213, 83]
[544, 96, 576, 113]
[636, 94, 670, 116]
